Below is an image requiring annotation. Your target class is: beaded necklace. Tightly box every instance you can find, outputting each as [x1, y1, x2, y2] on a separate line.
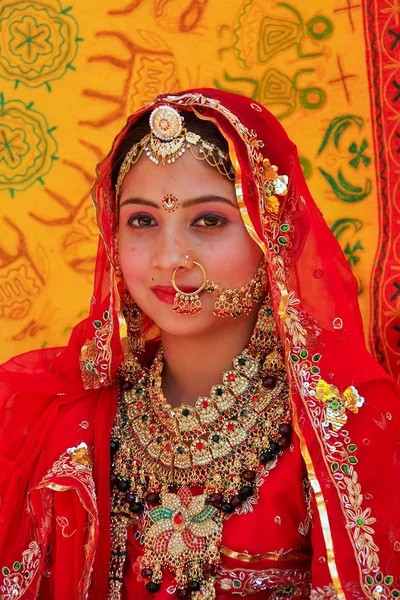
[109, 296, 292, 600]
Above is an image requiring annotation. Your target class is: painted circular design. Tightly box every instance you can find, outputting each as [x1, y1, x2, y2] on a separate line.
[0, 95, 58, 195]
[306, 16, 334, 41]
[299, 87, 326, 110]
[0, 0, 81, 89]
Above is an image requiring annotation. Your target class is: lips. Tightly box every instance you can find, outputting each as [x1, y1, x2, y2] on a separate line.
[152, 285, 199, 305]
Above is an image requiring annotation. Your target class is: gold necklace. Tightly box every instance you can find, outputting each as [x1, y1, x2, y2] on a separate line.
[109, 296, 292, 600]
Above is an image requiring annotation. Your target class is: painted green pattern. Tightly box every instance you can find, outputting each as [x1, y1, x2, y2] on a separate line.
[9, 16, 53, 64]
[306, 15, 333, 40]
[348, 140, 371, 169]
[331, 218, 363, 240]
[233, 0, 333, 67]
[318, 115, 372, 202]
[0, 94, 58, 195]
[299, 156, 312, 179]
[331, 219, 364, 292]
[317, 115, 365, 155]
[319, 168, 372, 202]
[344, 240, 364, 268]
[215, 68, 326, 120]
[0, 125, 29, 169]
[0, 0, 82, 90]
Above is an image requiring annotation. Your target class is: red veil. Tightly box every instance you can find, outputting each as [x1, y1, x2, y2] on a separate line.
[0, 89, 399, 599]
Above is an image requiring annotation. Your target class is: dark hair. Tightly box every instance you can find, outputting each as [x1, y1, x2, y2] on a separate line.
[110, 109, 231, 190]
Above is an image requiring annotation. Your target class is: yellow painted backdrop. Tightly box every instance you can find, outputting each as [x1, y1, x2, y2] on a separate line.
[0, 0, 377, 362]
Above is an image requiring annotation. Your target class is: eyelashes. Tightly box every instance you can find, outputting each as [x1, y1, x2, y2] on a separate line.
[192, 214, 229, 228]
[126, 212, 229, 230]
[127, 214, 156, 228]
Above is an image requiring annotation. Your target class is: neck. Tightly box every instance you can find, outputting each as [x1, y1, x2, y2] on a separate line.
[160, 306, 260, 407]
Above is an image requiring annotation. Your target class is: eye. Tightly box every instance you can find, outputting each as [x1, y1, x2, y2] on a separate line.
[127, 214, 157, 228]
[192, 213, 229, 228]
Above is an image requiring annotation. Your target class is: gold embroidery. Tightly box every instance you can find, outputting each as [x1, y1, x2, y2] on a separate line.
[291, 367, 397, 598]
[56, 516, 77, 539]
[298, 477, 313, 537]
[0, 541, 41, 600]
[79, 311, 113, 390]
[278, 290, 307, 347]
[220, 545, 312, 563]
[290, 394, 345, 600]
[217, 566, 311, 596]
[310, 583, 339, 599]
[37, 487, 53, 544]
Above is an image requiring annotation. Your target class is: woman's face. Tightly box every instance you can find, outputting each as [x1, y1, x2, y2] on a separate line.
[117, 148, 263, 337]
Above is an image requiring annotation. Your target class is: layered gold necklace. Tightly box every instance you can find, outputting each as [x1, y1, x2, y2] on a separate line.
[109, 296, 292, 600]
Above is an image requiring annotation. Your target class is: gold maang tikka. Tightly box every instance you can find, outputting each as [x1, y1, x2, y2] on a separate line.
[115, 105, 235, 199]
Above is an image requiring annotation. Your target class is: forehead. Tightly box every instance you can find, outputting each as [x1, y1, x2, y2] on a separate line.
[119, 150, 236, 202]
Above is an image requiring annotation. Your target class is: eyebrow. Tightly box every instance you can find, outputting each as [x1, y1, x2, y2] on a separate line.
[119, 194, 238, 209]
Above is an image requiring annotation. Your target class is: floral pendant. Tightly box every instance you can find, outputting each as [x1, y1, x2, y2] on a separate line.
[141, 485, 222, 599]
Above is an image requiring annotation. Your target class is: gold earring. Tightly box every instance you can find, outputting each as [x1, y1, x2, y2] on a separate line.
[171, 261, 207, 315]
[122, 289, 145, 353]
[206, 260, 267, 319]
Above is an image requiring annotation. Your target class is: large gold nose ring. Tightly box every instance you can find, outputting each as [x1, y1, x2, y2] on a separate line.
[172, 261, 207, 296]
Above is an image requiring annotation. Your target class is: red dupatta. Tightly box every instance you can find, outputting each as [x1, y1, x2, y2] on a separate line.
[0, 89, 399, 600]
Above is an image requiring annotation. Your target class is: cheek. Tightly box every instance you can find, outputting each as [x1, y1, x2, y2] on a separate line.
[119, 238, 149, 284]
[207, 227, 263, 282]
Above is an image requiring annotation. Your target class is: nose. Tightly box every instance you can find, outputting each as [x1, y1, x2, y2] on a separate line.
[152, 225, 190, 272]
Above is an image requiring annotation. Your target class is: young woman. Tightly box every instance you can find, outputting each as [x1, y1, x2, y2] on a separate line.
[0, 89, 399, 600]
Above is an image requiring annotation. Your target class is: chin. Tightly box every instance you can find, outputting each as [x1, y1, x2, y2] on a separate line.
[139, 295, 217, 336]
[149, 310, 219, 338]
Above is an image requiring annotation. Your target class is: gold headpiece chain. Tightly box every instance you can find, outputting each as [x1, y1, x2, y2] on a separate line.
[115, 105, 235, 199]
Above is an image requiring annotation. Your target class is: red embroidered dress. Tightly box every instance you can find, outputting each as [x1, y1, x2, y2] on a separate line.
[0, 90, 399, 600]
